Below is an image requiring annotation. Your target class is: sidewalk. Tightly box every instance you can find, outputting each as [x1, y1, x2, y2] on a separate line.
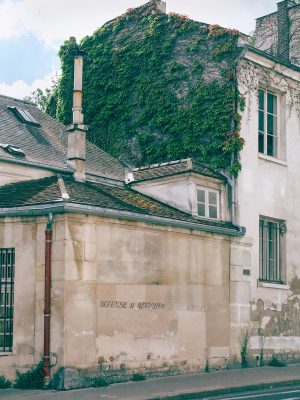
[1, 364, 300, 400]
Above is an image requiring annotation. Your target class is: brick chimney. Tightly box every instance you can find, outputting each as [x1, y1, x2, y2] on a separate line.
[277, 0, 290, 62]
[66, 49, 88, 182]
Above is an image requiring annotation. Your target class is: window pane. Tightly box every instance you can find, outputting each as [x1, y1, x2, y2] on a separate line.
[197, 189, 205, 203]
[197, 203, 205, 217]
[267, 134, 277, 157]
[258, 131, 264, 153]
[208, 191, 217, 205]
[259, 110, 264, 132]
[267, 113, 274, 134]
[267, 92, 277, 115]
[209, 205, 218, 219]
[258, 89, 264, 110]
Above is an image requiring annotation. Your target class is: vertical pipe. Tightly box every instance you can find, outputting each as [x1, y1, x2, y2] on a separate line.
[43, 213, 53, 387]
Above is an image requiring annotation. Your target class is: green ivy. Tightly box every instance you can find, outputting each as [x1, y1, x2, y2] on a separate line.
[47, 2, 244, 175]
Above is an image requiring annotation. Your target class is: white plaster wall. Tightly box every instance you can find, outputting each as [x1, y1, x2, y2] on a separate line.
[133, 175, 193, 213]
[236, 54, 300, 350]
[0, 161, 54, 186]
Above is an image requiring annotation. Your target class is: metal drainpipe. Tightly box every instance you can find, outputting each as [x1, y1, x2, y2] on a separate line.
[43, 212, 53, 387]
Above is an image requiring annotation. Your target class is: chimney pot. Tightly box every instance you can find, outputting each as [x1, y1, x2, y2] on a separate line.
[67, 52, 88, 182]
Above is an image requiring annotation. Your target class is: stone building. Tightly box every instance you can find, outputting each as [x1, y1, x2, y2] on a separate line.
[254, 0, 300, 66]
[0, 0, 300, 389]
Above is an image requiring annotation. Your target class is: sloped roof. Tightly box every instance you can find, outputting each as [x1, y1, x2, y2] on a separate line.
[0, 95, 125, 181]
[0, 175, 241, 235]
[132, 158, 227, 182]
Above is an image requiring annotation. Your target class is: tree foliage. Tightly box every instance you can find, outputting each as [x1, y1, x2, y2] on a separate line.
[46, 2, 245, 175]
[24, 76, 59, 114]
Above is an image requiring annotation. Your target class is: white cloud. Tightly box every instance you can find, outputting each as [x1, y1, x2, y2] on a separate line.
[0, 0, 279, 101]
[0, 0, 147, 48]
[0, 71, 56, 99]
[0, 0, 278, 47]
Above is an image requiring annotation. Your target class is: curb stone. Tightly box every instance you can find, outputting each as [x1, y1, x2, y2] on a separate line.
[148, 379, 300, 399]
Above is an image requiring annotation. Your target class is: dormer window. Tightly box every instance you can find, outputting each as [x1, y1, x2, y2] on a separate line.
[8, 106, 40, 126]
[197, 187, 220, 219]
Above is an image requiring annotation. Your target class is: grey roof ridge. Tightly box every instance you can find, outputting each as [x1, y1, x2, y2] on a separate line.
[132, 159, 225, 183]
[132, 158, 192, 171]
[0, 93, 36, 106]
[0, 202, 245, 237]
[131, 170, 224, 185]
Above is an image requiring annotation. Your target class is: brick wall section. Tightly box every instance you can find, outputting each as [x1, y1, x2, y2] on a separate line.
[277, 1, 290, 62]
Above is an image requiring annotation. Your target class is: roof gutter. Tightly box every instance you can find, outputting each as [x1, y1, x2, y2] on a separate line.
[240, 44, 300, 74]
[0, 202, 245, 237]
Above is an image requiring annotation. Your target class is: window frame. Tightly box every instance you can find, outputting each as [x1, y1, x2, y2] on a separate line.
[258, 88, 279, 158]
[0, 248, 15, 353]
[259, 218, 285, 284]
[196, 186, 220, 220]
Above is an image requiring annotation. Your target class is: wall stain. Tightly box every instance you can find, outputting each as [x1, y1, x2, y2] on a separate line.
[251, 278, 300, 337]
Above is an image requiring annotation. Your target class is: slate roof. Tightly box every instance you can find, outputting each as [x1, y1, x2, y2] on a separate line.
[0, 175, 240, 233]
[132, 159, 226, 182]
[0, 95, 125, 181]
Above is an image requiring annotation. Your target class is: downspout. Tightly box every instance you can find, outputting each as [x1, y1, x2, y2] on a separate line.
[43, 212, 53, 387]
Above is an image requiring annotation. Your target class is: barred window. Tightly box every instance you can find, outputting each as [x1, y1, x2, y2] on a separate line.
[0, 248, 14, 352]
[259, 219, 285, 283]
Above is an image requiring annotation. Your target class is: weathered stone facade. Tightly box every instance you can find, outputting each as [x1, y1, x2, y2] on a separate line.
[0, 213, 242, 388]
[1, 0, 300, 390]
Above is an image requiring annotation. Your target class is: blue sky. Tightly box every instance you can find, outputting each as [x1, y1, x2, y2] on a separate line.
[0, 0, 279, 99]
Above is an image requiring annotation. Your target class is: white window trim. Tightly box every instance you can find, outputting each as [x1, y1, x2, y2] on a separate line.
[257, 281, 290, 290]
[258, 88, 280, 159]
[258, 153, 287, 166]
[196, 186, 220, 220]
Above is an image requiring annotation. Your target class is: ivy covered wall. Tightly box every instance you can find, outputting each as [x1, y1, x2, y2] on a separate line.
[48, 1, 244, 175]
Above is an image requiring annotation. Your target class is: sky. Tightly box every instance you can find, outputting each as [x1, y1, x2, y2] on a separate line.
[0, 0, 279, 100]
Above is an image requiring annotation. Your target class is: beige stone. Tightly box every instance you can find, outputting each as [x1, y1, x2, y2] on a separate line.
[231, 246, 251, 267]
[230, 281, 251, 305]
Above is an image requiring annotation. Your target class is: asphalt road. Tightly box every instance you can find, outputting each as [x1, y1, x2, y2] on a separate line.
[201, 385, 300, 400]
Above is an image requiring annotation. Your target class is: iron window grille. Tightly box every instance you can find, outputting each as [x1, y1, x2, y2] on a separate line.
[259, 219, 285, 283]
[0, 248, 15, 352]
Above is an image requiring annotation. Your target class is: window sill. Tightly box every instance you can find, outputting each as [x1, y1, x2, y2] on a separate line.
[192, 214, 221, 222]
[258, 153, 287, 166]
[258, 281, 290, 290]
